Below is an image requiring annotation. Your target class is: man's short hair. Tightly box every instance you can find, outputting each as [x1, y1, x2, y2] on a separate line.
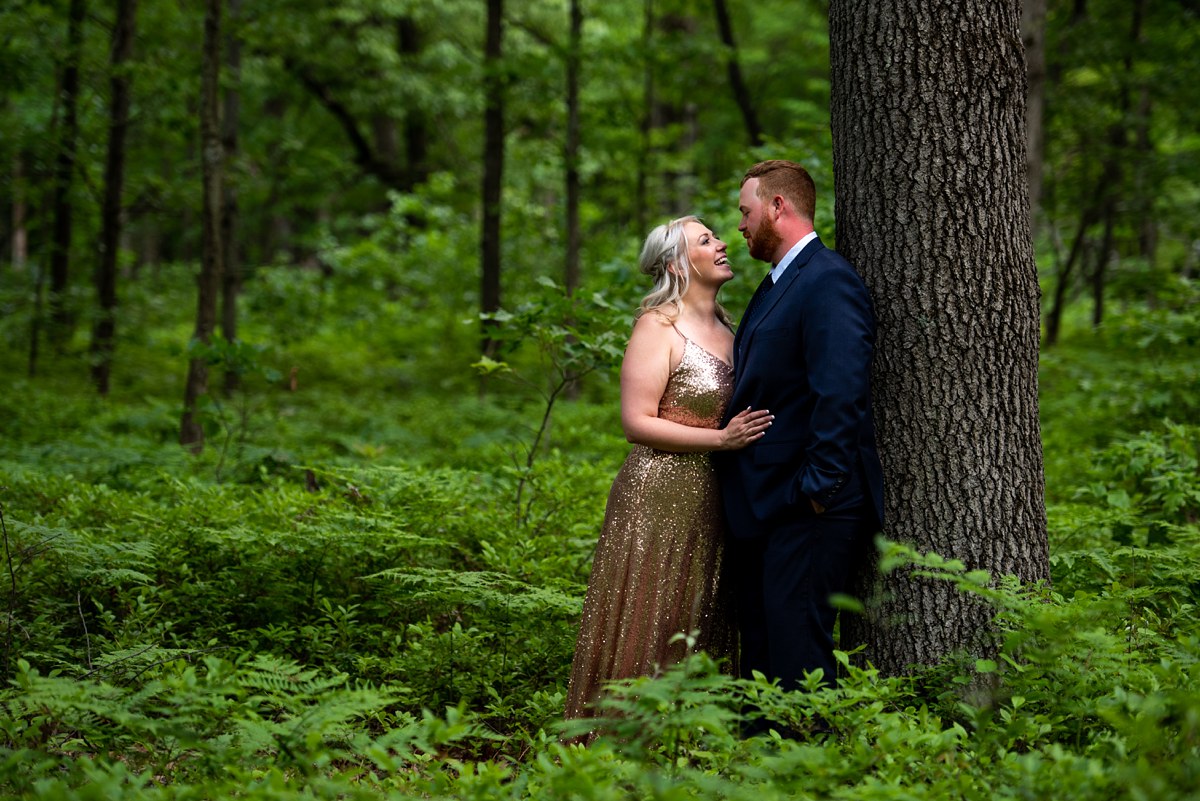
[743, 160, 816, 221]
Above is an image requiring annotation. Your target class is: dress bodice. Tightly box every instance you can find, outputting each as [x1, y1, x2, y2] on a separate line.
[657, 338, 734, 430]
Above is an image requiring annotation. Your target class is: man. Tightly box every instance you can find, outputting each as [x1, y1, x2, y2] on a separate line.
[719, 159, 884, 709]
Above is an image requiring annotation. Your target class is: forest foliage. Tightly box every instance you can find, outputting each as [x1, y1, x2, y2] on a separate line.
[1, 0, 1199, 798]
[1, 228, 1198, 799]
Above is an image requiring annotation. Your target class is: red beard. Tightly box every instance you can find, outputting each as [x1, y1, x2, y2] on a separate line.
[747, 212, 783, 263]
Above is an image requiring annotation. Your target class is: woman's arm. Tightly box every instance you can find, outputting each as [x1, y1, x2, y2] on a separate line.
[619, 314, 771, 452]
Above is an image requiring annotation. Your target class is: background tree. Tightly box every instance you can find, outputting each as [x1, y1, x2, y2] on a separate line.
[1041, 0, 1199, 344]
[91, 0, 138, 396]
[180, 0, 225, 451]
[564, 0, 583, 295]
[480, 0, 506, 357]
[713, 0, 763, 147]
[220, 0, 242, 394]
[830, 0, 1050, 673]
[1022, 0, 1047, 229]
[46, 0, 86, 349]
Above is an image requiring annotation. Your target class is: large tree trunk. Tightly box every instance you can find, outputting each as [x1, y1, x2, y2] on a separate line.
[221, 0, 243, 395]
[48, 0, 86, 348]
[480, 0, 505, 357]
[1021, 0, 1047, 230]
[830, 0, 1049, 673]
[713, 0, 763, 147]
[181, 0, 225, 451]
[91, 0, 138, 396]
[564, 0, 582, 295]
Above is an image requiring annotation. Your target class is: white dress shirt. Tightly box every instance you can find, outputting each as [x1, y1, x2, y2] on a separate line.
[770, 231, 819, 284]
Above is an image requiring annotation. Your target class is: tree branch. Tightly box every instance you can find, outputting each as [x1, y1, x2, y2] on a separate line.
[283, 58, 408, 190]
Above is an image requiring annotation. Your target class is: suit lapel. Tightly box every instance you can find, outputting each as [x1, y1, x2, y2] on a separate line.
[734, 238, 825, 382]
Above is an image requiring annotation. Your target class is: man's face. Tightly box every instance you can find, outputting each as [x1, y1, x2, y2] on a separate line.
[738, 178, 781, 264]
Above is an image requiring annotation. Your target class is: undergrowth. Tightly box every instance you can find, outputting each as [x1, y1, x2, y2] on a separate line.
[0, 267, 1196, 798]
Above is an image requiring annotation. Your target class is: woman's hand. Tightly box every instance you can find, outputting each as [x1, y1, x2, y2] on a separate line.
[719, 407, 773, 450]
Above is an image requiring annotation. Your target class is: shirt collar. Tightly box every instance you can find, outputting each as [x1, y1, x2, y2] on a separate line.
[770, 231, 819, 283]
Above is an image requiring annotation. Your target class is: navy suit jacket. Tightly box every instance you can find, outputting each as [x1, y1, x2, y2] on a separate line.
[719, 237, 885, 538]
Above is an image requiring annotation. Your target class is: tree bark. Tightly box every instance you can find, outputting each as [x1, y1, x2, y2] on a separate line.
[830, 0, 1049, 673]
[48, 0, 86, 348]
[91, 0, 138, 396]
[221, 0, 243, 395]
[480, 0, 505, 357]
[564, 0, 582, 295]
[713, 0, 763, 147]
[1021, 0, 1046, 230]
[181, 0, 225, 451]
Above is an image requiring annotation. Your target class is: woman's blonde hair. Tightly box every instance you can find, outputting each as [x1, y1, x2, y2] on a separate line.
[634, 215, 732, 326]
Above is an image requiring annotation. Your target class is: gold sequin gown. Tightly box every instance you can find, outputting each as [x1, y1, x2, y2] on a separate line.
[564, 333, 737, 721]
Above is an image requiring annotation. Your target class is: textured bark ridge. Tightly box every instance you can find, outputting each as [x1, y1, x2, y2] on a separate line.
[830, 1, 1049, 672]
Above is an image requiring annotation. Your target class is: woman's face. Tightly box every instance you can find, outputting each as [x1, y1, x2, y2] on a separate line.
[683, 221, 733, 288]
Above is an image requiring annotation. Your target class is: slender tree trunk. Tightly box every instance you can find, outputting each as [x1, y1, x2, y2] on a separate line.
[91, 0, 138, 396]
[831, 0, 1049, 674]
[564, 0, 582, 295]
[29, 259, 47, 377]
[221, 0, 243, 395]
[635, 0, 653, 235]
[1133, 88, 1155, 264]
[10, 155, 27, 272]
[656, 12, 698, 214]
[480, 0, 505, 357]
[1045, 206, 1095, 346]
[181, 0, 225, 451]
[48, 0, 86, 348]
[372, 115, 398, 171]
[135, 222, 160, 275]
[713, 0, 763, 147]
[1021, 0, 1047, 230]
[260, 95, 290, 262]
[1089, 0, 1143, 329]
[1091, 209, 1114, 328]
[398, 17, 429, 189]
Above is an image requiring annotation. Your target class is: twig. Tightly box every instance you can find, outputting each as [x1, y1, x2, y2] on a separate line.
[1, 492, 17, 674]
[78, 591, 92, 670]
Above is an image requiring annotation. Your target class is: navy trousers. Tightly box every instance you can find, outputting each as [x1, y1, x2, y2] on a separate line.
[729, 508, 872, 692]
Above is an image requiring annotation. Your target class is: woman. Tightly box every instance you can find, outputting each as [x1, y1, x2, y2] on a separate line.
[563, 216, 773, 723]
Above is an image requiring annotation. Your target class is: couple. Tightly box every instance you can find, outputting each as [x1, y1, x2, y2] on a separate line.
[564, 160, 885, 732]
